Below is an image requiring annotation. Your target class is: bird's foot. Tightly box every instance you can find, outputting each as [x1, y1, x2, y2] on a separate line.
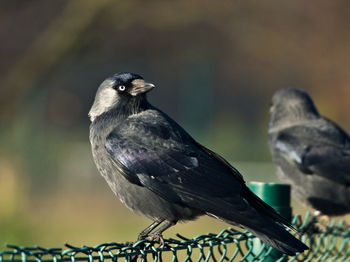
[137, 232, 167, 247]
[146, 233, 173, 249]
[131, 234, 165, 262]
[313, 210, 330, 232]
[145, 233, 165, 247]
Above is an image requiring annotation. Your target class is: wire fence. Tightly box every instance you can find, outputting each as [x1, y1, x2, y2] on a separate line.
[1, 212, 350, 262]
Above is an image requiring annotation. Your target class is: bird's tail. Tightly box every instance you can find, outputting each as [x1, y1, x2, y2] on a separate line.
[241, 186, 308, 255]
[219, 213, 308, 255]
[212, 187, 308, 255]
[245, 222, 308, 256]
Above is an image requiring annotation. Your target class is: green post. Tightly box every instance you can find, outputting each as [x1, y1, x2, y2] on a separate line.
[248, 182, 292, 261]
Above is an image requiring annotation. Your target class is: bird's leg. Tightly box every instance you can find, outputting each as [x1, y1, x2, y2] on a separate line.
[146, 220, 177, 247]
[137, 220, 164, 240]
[131, 220, 165, 262]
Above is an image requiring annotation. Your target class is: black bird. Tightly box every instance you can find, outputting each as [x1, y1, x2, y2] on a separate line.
[269, 88, 350, 216]
[89, 73, 308, 255]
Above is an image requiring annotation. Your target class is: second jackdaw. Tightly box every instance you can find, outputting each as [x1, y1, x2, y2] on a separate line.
[89, 73, 308, 255]
[269, 88, 350, 216]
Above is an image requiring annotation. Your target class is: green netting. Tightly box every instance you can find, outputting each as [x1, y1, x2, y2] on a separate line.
[1, 213, 349, 262]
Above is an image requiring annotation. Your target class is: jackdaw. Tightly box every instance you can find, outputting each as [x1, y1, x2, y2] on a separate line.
[89, 72, 308, 255]
[269, 88, 350, 216]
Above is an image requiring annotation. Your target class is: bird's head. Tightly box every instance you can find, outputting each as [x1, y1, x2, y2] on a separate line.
[89, 72, 155, 121]
[269, 88, 319, 130]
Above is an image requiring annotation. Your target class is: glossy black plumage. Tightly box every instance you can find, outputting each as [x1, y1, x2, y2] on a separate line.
[269, 88, 350, 215]
[89, 73, 308, 255]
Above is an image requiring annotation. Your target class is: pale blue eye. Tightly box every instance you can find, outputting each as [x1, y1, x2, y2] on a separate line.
[118, 85, 126, 91]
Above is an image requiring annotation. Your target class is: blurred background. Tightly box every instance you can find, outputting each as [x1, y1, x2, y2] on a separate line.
[1, 0, 350, 247]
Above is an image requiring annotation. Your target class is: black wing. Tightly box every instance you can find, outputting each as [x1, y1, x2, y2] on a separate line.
[275, 126, 350, 185]
[105, 110, 290, 227]
[105, 110, 243, 203]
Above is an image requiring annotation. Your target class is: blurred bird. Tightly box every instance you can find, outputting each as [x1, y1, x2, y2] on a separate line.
[269, 88, 350, 216]
[89, 73, 308, 255]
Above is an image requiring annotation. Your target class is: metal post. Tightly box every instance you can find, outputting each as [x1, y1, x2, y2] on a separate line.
[248, 182, 292, 261]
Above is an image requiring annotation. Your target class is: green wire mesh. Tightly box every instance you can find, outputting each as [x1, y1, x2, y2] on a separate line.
[1, 213, 349, 262]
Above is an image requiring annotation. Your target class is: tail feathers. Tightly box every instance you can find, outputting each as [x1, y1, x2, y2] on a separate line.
[240, 188, 308, 255]
[238, 187, 309, 255]
[246, 224, 308, 256]
[220, 213, 308, 256]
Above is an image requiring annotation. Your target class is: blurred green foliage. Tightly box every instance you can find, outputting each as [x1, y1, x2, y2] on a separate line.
[0, 0, 350, 246]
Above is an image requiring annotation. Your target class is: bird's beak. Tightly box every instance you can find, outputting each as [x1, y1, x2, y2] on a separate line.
[130, 79, 156, 96]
